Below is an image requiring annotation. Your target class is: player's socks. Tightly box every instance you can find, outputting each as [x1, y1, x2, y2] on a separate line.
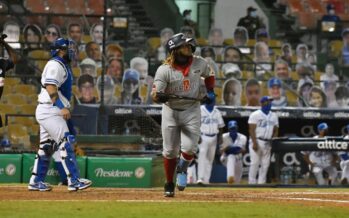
[164, 157, 177, 183]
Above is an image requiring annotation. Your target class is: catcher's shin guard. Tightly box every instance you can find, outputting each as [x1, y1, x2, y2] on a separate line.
[59, 133, 80, 185]
[29, 142, 55, 184]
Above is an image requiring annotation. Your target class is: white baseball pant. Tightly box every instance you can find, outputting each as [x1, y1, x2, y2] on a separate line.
[221, 154, 243, 184]
[197, 134, 217, 183]
[248, 141, 271, 184]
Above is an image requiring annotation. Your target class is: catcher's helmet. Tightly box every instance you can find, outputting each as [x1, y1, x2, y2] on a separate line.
[50, 38, 76, 60]
[166, 33, 196, 53]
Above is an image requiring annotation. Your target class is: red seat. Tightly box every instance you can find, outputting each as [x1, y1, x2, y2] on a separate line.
[297, 12, 320, 30]
[25, 0, 47, 13]
[307, 0, 326, 15]
[287, 0, 305, 15]
[67, 0, 87, 14]
[87, 0, 104, 15]
[47, 0, 66, 14]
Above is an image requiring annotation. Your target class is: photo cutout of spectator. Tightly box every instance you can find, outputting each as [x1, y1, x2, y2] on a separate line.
[237, 6, 265, 39]
[280, 43, 293, 67]
[43, 24, 61, 48]
[201, 46, 216, 60]
[208, 27, 224, 57]
[323, 81, 338, 108]
[222, 78, 242, 106]
[254, 41, 272, 79]
[85, 41, 102, 67]
[67, 22, 85, 52]
[322, 3, 340, 22]
[2, 20, 20, 49]
[180, 25, 196, 39]
[233, 26, 250, 54]
[244, 78, 261, 106]
[274, 59, 297, 90]
[157, 27, 174, 61]
[341, 28, 349, 66]
[107, 57, 124, 85]
[23, 24, 42, 52]
[267, 77, 287, 107]
[106, 43, 124, 60]
[335, 86, 349, 108]
[77, 74, 97, 104]
[297, 79, 314, 107]
[308, 86, 327, 108]
[90, 23, 104, 44]
[130, 57, 153, 103]
[320, 63, 339, 90]
[222, 63, 242, 79]
[119, 69, 142, 105]
[296, 62, 315, 82]
[224, 46, 242, 65]
[79, 58, 97, 78]
[296, 43, 309, 64]
[96, 75, 118, 105]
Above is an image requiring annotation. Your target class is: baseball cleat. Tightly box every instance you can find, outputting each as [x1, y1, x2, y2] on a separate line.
[164, 182, 175, 197]
[68, 179, 92, 191]
[196, 179, 205, 186]
[176, 172, 187, 191]
[28, 182, 53, 192]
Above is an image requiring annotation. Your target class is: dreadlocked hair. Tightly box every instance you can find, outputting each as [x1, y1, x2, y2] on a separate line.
[163, 50, 176, 67]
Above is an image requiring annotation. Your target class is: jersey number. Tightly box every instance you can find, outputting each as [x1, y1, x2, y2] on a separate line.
[183, 79, 190, 92]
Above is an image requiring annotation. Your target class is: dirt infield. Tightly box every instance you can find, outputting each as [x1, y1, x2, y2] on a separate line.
[1, 185, 349, 207]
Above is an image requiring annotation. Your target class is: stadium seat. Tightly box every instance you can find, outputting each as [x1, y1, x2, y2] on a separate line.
[214, 87, 222, 105]
[82, 36, 92, 44]
[148, 37, 161, 51]
[3, 94, 28, 105]
[66, 0, 86, 14]
[4, 77, 21, 86]
[2, 86, 12, 95]
[247, 39, 256, 47]
[79, 51, 87, 61]
[286, 90, 298, 106]
[18, 105, 37, 114]
[72, 67, 81, 78]
[28, 124, 40, 135]
[287, 0, 305, 15]
[35, 60, 47, 71]
[269, 39, 282, 47]
[328, 40, 343, 58]
[72, 85, 80, 97]
[139, 84, 149, 101]
[296, 12, 319, 30]
[8, 116, 36, 126]
[315, 71, 322, 81]
[27, 94, 38, 104]
[0, 104, 18, 125]
[97, 68, 103, 77]
[25, 0, 47, 13]
[86, 0, 104, 15]
[114, 85, 122, 98]
[28, 50, 51, 60]
[307, 0, 326, 14]
[8, 124, 30, 148]
[47, 0, 66, 14]
[14, 84, 37, 95]
[196, 38, 208, 46]
[223, 38, 234, 46]
[290, 71, 299, 81]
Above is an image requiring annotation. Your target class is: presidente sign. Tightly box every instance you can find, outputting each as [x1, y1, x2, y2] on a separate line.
[0, 154, 21, 183]
[87, 157, 152, 187]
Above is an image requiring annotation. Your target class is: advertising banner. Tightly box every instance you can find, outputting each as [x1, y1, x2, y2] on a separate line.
[0, 154, 22, 183]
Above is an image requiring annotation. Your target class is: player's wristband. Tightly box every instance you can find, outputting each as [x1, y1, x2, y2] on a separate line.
[54, 98, 65, 109]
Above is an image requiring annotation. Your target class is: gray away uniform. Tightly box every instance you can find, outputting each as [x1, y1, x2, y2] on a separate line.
[153, 56, 215, 159]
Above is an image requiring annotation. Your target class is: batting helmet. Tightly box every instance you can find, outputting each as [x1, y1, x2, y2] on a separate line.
[166, 33, 196, 53]
[228, 120, 238, 130]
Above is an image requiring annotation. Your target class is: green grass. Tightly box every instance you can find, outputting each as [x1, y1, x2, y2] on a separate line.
[1, 201, 348, 218]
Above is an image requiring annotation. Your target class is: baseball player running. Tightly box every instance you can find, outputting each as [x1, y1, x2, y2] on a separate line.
[303, 123, 338, 185]
[248, 96, 279, 184]
[152, 33, 215, 197]
[220, 120, 247, 184]
[28, 38, 92, 191]
[339, 124, 349, 185]
[197, 94, 224, 185]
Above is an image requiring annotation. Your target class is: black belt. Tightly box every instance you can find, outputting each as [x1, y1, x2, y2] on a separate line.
[202, 133, 217, 137]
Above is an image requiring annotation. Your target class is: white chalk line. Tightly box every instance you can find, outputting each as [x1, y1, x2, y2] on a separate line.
[0, 199, 252, 203]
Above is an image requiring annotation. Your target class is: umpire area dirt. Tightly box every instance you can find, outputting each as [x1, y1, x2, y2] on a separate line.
[1, 186, 349, 207]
